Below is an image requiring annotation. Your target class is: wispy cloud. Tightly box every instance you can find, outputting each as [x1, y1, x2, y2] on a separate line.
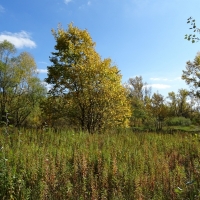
[79, 1, 92, 9]
[0, 5, 5, 13]
[147, 84, 171, 89]
[125, 0, 178, 18]
[64, 0, 72, 5]
[0, 31, 36, 49]
[174, 77, 181, 80]
[37, 69, 48, 74]
[150, 78, 168, 81]
[150, 77, 182, 82]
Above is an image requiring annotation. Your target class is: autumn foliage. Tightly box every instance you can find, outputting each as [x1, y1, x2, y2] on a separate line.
[45, 24, 131, 133]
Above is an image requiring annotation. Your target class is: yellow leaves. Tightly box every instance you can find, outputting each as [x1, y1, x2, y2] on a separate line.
[47, 23, 131, 132]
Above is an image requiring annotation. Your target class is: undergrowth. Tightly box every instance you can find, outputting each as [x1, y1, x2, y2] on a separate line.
[0, 129, 199, 199]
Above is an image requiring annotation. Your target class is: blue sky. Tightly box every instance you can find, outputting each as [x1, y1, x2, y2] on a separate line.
[0, 0, 200, 97]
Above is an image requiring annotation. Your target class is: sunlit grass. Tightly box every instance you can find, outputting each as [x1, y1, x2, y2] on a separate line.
[0, 129, 199, 199]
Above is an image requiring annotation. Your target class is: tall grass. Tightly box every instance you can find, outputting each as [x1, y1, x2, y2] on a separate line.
[0, 129, 199, 199]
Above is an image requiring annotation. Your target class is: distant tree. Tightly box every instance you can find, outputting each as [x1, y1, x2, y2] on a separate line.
[176, 89, 190, 117]
[188, 95, 200, 124]
[167, 89, 190, 118]
[0, 40, 46, 127]
[167, 91, 178, 116]
[182, 52, 200, 98]
[45, 23, 131, 133]
[128, 76, 145, 100]
[185, 17, 200, 43]
[150, 92, 168, 130]
[127, 76, 151, 127]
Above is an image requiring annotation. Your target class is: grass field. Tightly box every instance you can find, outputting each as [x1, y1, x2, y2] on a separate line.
[0, 129, 200, 199]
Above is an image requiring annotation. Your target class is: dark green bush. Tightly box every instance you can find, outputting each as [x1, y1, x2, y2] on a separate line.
[165, 117, 192, 126]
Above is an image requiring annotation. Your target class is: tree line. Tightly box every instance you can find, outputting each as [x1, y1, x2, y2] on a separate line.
[1, 22, 200, 133]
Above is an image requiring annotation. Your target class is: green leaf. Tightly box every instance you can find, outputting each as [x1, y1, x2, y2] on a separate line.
[174, 187, 183, 194]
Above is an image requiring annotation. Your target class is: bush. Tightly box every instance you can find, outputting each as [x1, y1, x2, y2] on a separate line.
[165, 117, 192, 126]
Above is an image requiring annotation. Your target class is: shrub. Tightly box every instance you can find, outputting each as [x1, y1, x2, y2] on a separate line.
[165, 117, 192, 126]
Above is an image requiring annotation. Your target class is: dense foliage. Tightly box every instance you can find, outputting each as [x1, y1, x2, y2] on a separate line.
[0, 129, 199, 199]
[45, 23, 131, 133]
[1, 23, 200, 131]
[182, 52, 200, 98]
[0, 40, 46, 128]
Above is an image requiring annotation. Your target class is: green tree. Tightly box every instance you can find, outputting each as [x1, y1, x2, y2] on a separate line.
[151, 92, 168, 130]
[167, 91, 178, 117]
[40, 95, 70, 129]
[46, 23, 131, 133]
[0, 40, 46, 127]
[182, 52, 200, 98]
[0, 40, 16, 124]
[127, 76, 151, 127]
[128, 76, 146, 100]
[167, 89, 190, 118]
[176, 89, 190, 117]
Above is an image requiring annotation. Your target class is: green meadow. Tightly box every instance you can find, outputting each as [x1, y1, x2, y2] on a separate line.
[0, 129, 199, 200]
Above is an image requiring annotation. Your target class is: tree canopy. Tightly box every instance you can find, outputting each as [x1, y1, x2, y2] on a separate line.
[0, 40, 46, 127]
[1, 22, 200, 131]
[182, 52, 200, 97]
[45, 23, 131, 133]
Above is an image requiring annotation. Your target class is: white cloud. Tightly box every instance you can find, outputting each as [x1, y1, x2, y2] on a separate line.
[41, 82, 52, 91]
[87, 1, 91, 5]
[150, 78, 161, 81]
[64, 0, 72, 4]
[147, 84, 171, 89]
[174, 77, 181, 80]
[150, 77, 182, 82]
[37, 69, 48, 74]
[0, 31, 36, 49]
[150, 78, 169, 81]
[0, 5, 5, 13]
